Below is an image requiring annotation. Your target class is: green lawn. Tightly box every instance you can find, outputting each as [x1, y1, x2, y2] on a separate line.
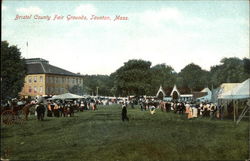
[1, 105, 249, 161]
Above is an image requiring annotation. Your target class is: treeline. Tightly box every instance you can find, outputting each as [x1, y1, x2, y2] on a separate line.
[2, 40, 249, 101]
[77, 57, 250, 97]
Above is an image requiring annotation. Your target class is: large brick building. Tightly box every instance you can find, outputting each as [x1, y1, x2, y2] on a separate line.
[20, 58, 84, 97]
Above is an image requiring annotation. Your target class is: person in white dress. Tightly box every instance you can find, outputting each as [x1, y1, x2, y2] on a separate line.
[192, 106, 198, 118]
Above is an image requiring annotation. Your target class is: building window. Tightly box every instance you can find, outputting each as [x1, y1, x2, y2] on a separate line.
[62, 77, 64, 83]
[34, 76, 37, 83]
[40, 86, 43, 93]
[34, 86, 37, 93]
[29, 86, 32, 93]
[28, 77, 32, 83]
[56, 77, 58, 83]
[40, 76, 43, 82]
[72, 78, 75, 84]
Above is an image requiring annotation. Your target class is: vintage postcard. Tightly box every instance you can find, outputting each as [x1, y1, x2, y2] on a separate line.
[1, 0, 249, 160]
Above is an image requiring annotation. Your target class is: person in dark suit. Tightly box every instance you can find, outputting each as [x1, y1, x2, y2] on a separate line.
[121, 103, 129, 121]
[36, 103, 46, 121]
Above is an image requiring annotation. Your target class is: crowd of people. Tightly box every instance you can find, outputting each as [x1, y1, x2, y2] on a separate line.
[0, 98, 101, 122]
[1, 96, 227, 123]
[31, 97, 227, 121]
[34, 99, 100, 120]
[125, 98, 225, 120]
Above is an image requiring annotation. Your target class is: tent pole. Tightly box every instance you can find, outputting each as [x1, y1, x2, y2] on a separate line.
[236, 101, 239, 118]
[233, 100, 236, 122]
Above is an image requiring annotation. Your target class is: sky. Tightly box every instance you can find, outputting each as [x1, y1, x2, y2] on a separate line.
[2, 1, 249, 75]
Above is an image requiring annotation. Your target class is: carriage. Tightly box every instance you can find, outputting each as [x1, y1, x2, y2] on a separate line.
[0, 102, 27, 125]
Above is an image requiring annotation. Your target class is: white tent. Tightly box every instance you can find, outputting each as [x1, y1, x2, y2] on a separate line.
[51, 93, 84, 100]
[219, 79, 250, 99]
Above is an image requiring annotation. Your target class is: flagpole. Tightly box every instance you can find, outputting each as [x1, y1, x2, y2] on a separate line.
[26, 41, 28, 58]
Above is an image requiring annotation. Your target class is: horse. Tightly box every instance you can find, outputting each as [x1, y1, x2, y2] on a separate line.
[22, 102, 35, 120]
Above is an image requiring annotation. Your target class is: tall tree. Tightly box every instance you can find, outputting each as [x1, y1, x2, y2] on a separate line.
[243, 58, 250, 75]
[111, 59, 152, 96]
[209, 57, 250, 88]
[82, 75, 113, 96]
[150, 64, 176, 94]
[178, 63, 209, 91]
[1, 41, 26, 101]
[69, 85, 84, 95]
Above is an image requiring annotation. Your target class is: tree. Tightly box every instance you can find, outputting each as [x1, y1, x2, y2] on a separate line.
[221, 57, 246, 82]
[111, 59, 152, 96]
[1, 41, 26, 101]
[209, 57, 250, 88]
[82, 75, 113, 96]
[150, 64, 176, 95]
[243, 58, 250, 75]
[209, 64, 223, 88]
[178, 63, 209, 91]
[69, 85, 85, 95]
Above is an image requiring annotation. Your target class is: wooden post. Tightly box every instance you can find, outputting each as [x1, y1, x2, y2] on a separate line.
[233, 100, 236, 122]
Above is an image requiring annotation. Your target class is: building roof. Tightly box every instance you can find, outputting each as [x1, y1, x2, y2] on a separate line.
[156, 85, 207, 99]
[156, 85, 166, 97]
[192, 92, 208, 99]
[157, 85, 193, 97]
[25, 58, 49, 64]
[201, 88, 211, 93]
[25, 58, 81, 77]
[170, 85, 181, 96]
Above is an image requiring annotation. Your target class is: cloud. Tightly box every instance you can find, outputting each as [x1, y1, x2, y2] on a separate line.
[5, 4, 248, 74]
[75, 4, 97, 15]
[48, 7, 240, 73]
[2, 5, 7, 11]
[143, 8, 182, 22]
[135, 7, 183, 27]
[16, 6, 42, 15]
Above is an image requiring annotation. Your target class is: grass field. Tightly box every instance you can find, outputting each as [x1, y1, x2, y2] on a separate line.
[1, 104, 249, 161]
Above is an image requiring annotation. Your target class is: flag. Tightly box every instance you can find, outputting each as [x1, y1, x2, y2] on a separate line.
[26, 41, 28, 47]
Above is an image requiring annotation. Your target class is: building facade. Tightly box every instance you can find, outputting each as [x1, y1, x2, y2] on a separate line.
[156, 85, 209, 102]
[20, 58, 84, 97]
